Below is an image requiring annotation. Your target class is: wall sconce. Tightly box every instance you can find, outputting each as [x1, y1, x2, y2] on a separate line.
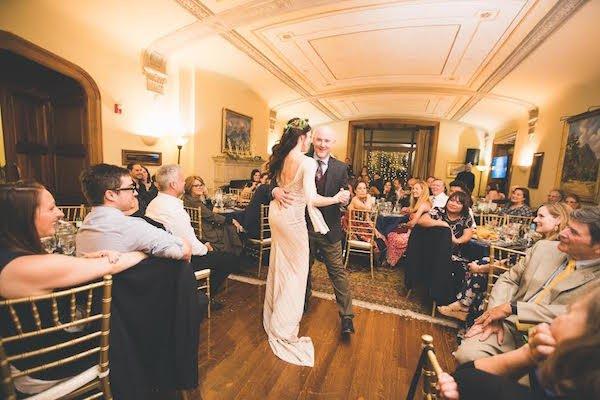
[175, 136, 189, 165]
[140, 135, 159, 146]
[517, 165, 529, 173]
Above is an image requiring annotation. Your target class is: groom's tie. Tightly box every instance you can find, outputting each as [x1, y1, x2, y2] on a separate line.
[315, 160, 324, 182]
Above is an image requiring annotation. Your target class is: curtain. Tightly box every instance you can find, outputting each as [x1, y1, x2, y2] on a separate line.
[352, 127, 364, 175]
[411, 128, 431, 179]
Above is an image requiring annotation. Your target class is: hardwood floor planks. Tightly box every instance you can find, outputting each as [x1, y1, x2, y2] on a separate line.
[159, 280, 458, 400]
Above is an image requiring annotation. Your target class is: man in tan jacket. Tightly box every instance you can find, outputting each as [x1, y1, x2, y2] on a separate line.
[454, 207, 600, 364]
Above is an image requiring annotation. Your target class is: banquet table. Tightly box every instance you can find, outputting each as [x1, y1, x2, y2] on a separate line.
[375, 212, 409, 235]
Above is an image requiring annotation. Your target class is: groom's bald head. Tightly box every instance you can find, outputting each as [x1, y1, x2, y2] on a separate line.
[312, 125, 336, 159]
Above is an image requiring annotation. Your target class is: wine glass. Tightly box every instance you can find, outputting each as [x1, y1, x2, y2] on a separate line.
[41, 236, 57, 254]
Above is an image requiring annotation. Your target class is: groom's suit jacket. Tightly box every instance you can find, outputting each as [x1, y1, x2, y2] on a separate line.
[306, 152, 349, 243]
[489, 239, 600, 325]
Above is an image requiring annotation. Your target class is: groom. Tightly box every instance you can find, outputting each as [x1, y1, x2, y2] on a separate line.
[273, 126, 355, 335]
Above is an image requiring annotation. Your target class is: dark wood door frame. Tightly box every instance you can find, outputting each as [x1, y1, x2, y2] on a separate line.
[0, 30, 103, 167]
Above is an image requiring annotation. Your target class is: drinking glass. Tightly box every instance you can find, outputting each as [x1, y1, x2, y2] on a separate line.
[41, 236, 57, 254]
[60, 234, 76, 256]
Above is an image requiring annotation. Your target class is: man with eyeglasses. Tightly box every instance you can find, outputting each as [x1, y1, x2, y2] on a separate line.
[76, 163, 192, 261]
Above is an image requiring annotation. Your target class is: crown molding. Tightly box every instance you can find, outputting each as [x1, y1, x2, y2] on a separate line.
[451, 0, 589, 121]
[142, 50, 168, 94]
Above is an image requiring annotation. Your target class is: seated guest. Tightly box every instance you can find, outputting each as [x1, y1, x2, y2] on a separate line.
[0, 181, 147, 397]
[77, 164, 192, 261]
[259, 172, 270, 186]
[140, 165, 158, 201]
[344, 157, 354, 177]
[485, 183, 505, 202]
[240, 168, 261, 200]
[454, 207, 600, 364]
[430, 178, 449, 208]
[242, 183, 271, 239]
[359, 166, 370, 186]
[417, 190, 475, 304]
[448, 179, 469, 195]
[146, 164, 239, 295]
[547, 188, 565, 204]
[499, 187, 534, 217]
[440, 202, 571, 323]
[348, 181, 376, 211]
[183, 176, 243, 255]
[371, 172, 384, 195]
[386, 180, 431, 266]
[564, 192, 580, 210]
[127, 163, 154, 214]
[438, 287, 600, 400]
[379, 180, 397, 204]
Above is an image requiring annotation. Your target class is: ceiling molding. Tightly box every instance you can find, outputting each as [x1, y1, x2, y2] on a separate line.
[174, 0, 338, 120]
[451, 0, 589, 121]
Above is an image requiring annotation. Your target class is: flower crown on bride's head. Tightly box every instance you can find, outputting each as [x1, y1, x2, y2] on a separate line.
[284, 118, 310, 132]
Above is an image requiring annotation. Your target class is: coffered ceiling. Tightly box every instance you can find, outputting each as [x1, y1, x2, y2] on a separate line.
[151, 0, 592, 130]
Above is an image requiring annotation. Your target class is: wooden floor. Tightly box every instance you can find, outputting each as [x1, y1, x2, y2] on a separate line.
[164, 280, 458, 400]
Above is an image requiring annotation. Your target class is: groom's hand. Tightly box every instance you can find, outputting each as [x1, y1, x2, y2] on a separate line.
[273, 187, 293, 208]
[336, 189, 350, 204]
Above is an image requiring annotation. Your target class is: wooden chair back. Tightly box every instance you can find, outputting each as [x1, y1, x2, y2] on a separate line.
[228, 188, 242, 197]
[258, 204, 271, 241]
[184, 206, 203, 240]
[58, 205, 87, 223]
[347, 209, 378, 243]
[479, 213, 506, 227]
[505, 215, 535, 230]
[0, 276, 113, 400]
[484, 246, 527, 308]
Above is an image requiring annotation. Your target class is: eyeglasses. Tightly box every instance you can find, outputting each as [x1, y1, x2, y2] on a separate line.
[113, 185, 137, 193]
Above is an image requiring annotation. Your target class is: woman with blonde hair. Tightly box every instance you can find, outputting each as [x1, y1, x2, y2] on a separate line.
[533, 202, 572, 241]
[385, 180, 431, 266]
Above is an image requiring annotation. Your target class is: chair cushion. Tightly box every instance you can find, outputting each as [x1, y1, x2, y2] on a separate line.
[348, 239, 372, 250]
[13, 365, 100, 400]
[194, 269, 211, 280]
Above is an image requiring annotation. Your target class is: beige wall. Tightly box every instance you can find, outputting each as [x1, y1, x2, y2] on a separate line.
[500, 77, 600, 207]
[193, 70, 270, 191]
[0, 1, 191, 177]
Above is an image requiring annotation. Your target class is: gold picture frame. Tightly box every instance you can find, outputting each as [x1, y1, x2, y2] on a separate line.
[446, 162, 464, 178]
[222, 108, 252, 154]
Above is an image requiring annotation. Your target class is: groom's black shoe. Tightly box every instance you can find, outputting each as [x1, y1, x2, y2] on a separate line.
[341, 316, 355, 335]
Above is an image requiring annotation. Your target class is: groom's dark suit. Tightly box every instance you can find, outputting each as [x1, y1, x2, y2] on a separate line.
[305, 152, 353, 318]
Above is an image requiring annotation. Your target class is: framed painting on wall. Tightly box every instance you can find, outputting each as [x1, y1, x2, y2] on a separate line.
[222, 108, 252, 154]
[558, 108, 600, 203]
[528, 152, 544, 189]
[121, 150, 162, 166]
[446, 162, 464, 178]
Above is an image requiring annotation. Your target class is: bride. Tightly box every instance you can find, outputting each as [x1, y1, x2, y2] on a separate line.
[263, 118, 349, 367]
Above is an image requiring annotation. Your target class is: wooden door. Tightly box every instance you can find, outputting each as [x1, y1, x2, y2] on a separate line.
[0, 50, 88, 204]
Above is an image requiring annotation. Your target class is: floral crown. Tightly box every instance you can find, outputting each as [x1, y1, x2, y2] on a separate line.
[285, 118, 310, 132]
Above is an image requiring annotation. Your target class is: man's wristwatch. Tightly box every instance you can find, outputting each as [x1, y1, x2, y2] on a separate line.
[510, 302, 518, 315]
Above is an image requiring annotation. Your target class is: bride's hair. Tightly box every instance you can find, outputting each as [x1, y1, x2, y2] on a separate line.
[267, 118, 311, 182]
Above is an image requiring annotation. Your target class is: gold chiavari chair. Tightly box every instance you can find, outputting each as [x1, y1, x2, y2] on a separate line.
[344, 209, 379, 279]
[505, 215, 535, 229]
[194, 269, 211, 319]
[406, 334, 446, 400]
[58, 205, 88, 224]
[247, 204, 271, 277]
[484, 245, 527, 309]
[184, 206, 203, 240]
[0, 276, 113, 400]
[479, 213, 506, 227]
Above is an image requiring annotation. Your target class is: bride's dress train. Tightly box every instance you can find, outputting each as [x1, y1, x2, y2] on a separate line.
[263, 155, 330, 367]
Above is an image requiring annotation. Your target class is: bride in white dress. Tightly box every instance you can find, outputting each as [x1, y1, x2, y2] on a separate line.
[263, 118, 349, 367]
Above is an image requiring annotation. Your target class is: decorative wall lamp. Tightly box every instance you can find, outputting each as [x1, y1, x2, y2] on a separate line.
[175, 136, 189, 165]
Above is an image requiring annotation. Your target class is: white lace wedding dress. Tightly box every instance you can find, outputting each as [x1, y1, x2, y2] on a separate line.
[263, 155, 331, 367]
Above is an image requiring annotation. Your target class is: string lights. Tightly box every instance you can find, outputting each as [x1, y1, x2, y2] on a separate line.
[367, 151, 409, 183]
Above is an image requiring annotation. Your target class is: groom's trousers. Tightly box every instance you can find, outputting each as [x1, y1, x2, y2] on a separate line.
[306, 231, 354, 318]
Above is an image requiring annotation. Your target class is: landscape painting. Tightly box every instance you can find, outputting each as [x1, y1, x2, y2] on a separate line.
[560, 109, 600, 203]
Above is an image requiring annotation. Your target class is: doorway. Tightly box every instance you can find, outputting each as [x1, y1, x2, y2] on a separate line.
[0, 31, 102, 204]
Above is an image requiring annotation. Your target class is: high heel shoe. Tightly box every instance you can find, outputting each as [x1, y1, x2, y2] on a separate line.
[437, 305, 467, 321]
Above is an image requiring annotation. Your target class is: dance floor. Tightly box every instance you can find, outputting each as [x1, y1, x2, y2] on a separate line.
[156, 280, 458, 400]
